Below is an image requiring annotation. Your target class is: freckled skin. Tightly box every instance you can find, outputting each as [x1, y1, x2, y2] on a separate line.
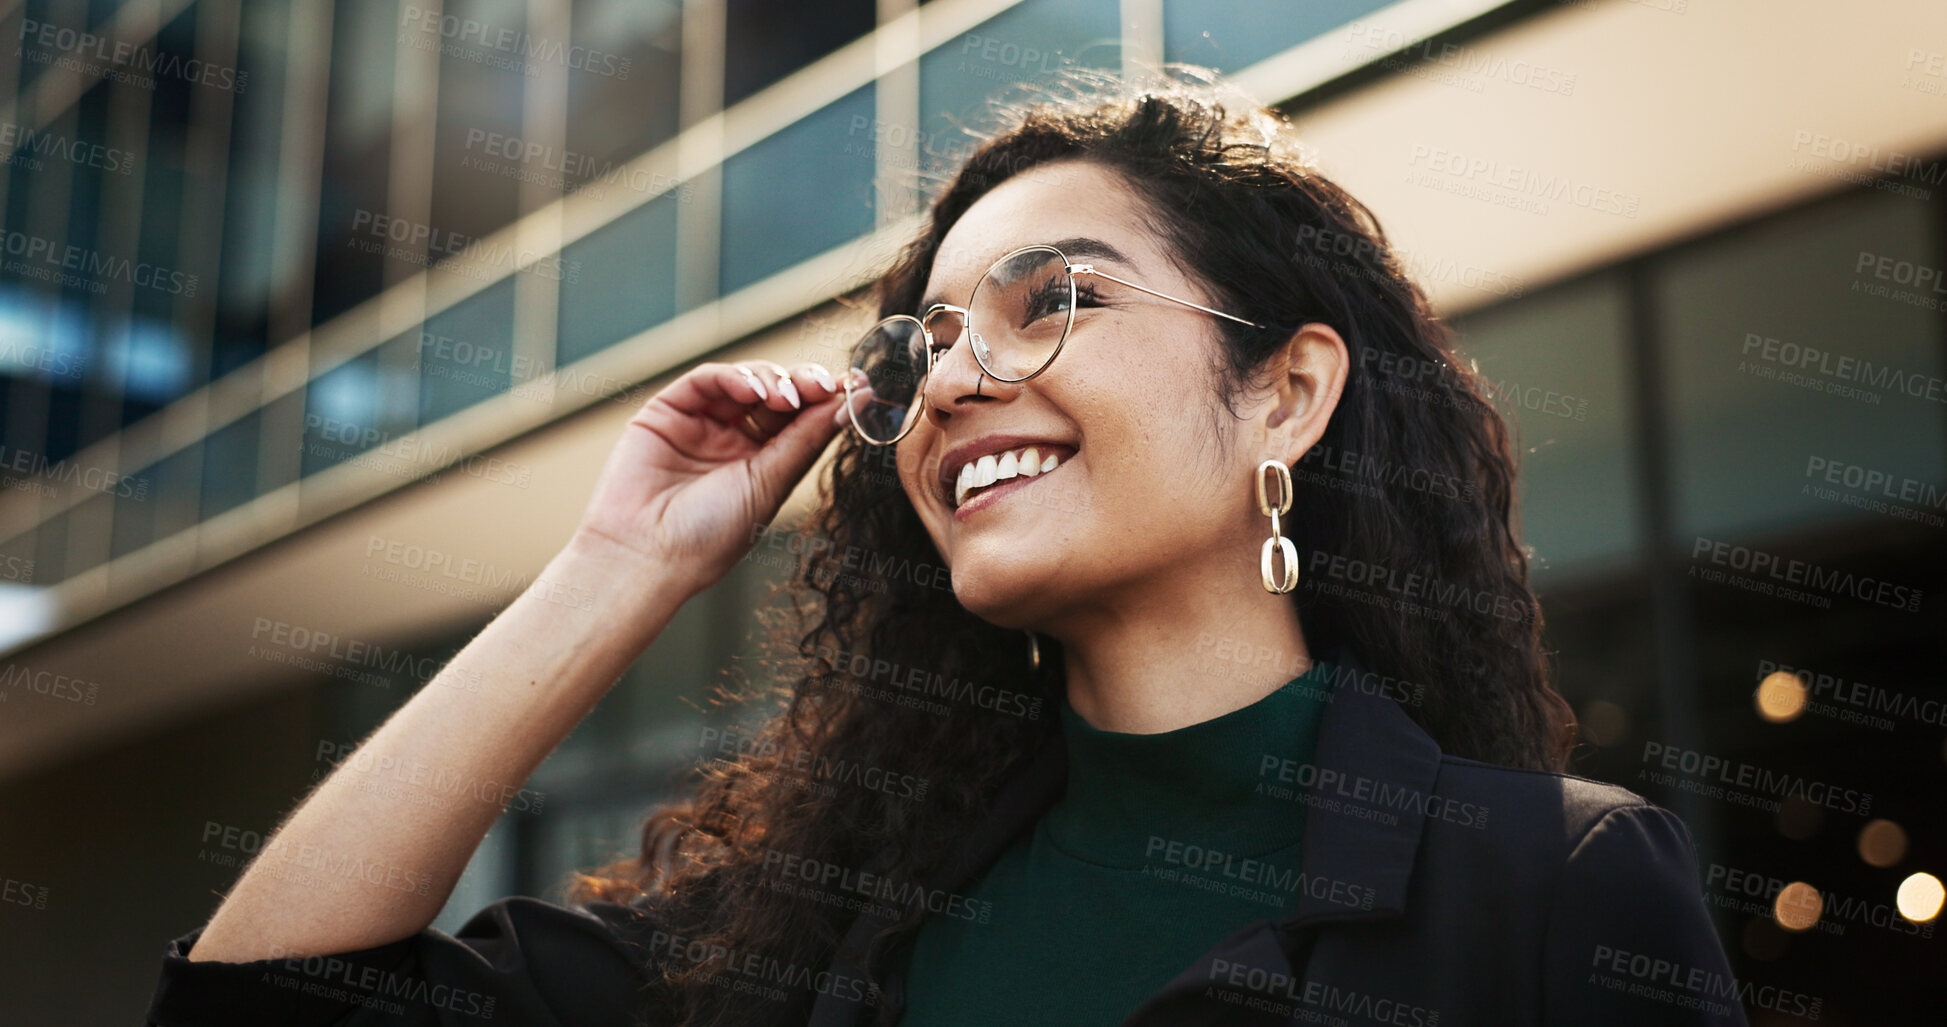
[889, 159, 1351, 732]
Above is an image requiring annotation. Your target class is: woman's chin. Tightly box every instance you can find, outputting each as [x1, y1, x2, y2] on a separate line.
[949, 562, 1059, 628]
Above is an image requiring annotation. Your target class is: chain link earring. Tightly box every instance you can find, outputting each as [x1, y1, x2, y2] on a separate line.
[1025, 630, 1041, 671]
[1257, 459, 1298, 594]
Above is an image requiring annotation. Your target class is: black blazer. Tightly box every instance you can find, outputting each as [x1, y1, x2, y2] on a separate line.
[148, 649, 1751, 1026]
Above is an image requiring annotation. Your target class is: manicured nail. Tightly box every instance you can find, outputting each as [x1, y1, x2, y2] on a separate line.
[778, 375, 801, 409]
[738, 366, 767, 400]
[809, 365, 836, 391]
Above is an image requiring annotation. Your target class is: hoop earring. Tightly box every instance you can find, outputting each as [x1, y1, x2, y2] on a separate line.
[1025, 630, 1041, 672]
[1256, 460, 1298, 594]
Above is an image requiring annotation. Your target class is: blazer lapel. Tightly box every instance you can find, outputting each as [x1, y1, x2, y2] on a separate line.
[1282, 647, 1444, 927]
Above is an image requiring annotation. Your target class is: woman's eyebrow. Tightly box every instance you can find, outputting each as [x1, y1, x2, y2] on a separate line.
[919, 236, 1135, 309]
[1046, 236, 1133, 268]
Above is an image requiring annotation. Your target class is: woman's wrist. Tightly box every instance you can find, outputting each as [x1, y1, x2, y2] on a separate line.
[546, 530, 694, 646]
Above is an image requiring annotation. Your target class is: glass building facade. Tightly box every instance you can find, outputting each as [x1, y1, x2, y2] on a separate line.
[3, 0, 1420, 600]
[0, 0, 1942, 1022]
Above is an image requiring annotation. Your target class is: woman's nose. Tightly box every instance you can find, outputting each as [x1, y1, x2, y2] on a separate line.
[922, 325, 1011, 421]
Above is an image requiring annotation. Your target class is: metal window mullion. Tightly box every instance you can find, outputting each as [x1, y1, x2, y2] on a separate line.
[19, 0, 89, 583]
[512, 0, 571, 394]
[365, 0, 443, 461]
[253, 0, 333, 539]
[875, 0, 919, 227]
[0, 0, 25, 573]
[0, 0, 24, 217]
[675, 0, 725, 315]
[64, 21, 159, 580]
[1621, 256, 1718, 864]
[182, 1, 242, 528]
[1119, 0, 1163, 78]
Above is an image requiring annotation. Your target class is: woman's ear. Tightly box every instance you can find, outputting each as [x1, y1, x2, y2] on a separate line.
[1257, 322, 1349, 467]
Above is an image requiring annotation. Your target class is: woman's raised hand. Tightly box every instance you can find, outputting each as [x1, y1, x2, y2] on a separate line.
[573, 359, 860, 597]
[186, 359, 864, 966]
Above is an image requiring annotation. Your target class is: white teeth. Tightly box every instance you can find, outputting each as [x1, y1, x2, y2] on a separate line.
[951, 446, 1071, 507]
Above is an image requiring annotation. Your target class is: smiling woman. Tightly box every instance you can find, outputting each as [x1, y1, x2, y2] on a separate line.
[150, 66, 1743, 1027]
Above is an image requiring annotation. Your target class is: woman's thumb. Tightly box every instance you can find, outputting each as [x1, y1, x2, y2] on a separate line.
[743, 397, 846, 511]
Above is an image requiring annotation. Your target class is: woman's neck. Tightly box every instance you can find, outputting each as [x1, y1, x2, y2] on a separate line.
[1051, 566, 1313, 735]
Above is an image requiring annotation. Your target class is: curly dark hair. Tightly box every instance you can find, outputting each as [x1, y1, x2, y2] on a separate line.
[568, 65, 1576, 1027]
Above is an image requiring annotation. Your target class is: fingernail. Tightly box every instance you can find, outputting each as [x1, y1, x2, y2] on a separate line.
[809, 365, 836, 391]
[1267, 406, 1288, 429]
[778, 375, 801, 409]
[739, 366, 768, 400]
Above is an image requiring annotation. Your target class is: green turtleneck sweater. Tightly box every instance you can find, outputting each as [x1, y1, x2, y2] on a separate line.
[898, 660, 1334, 1026]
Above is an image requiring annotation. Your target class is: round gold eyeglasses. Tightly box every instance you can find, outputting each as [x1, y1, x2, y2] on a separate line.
[841, 243, 1263, 445]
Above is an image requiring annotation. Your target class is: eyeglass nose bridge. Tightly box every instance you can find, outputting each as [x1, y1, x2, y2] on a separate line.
[915, 300, 996, 399]
[913, 302, 989, 382]
[917, 303, 969, 350]
[920, 304, 1023, 393]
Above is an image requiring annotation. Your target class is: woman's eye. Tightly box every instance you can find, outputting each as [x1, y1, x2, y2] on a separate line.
[1023, 280, 1068, 322]
[1021, 278, 1105, 325]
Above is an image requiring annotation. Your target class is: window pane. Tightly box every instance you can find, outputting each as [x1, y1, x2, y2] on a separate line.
[565, 0, 682, 194]
[110, 455, 157, 562]
[723, 0, 873, 107]
[106, 440, 202, 573]
[126, 6, 198, 385]
[101, 317, 193, 406]
[1164, 0, 1395, 73]
[915, 0, 1121, 195]
[1652, 188, 1947, 541]
[300, 336, 422, 484]
[1452, 273, 1643, 580]
[37, 359, 86, 466]
[258, 388, 306, 501]
[557, 193, 679, 365]
[719, 86, 876, 296]
[31, 502, 68, 584]
[312, 0, 399, 327]
[301, 352, 384, 475]
[212, 0, 293, 378]
[422, 0, 527, 255]
[419, 278, 518, 424]
[200, 409, 259, 521]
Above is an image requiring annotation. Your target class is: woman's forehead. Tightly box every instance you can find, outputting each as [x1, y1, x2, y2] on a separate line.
[923, 163, 1155, 300]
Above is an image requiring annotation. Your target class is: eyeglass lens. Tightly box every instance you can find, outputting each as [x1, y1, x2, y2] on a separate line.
[845, 247, 1075, 443]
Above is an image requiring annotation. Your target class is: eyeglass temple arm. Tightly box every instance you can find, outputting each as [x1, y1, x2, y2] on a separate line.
[1067, 264, 1263, 329]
